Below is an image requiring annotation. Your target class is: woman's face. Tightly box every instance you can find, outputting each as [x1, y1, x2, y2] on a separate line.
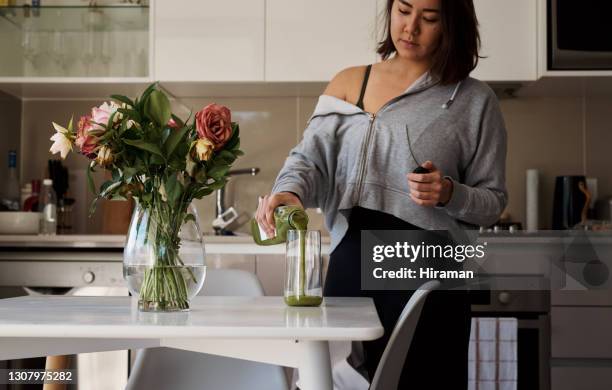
[390, 0, 443, 63]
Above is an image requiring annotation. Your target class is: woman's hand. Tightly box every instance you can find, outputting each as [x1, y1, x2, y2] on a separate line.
[407, 161, 454, 207]
[255, 192, 304, 237]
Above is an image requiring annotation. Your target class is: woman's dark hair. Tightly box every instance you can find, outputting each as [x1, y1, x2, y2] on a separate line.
[377, 0, 481, 85]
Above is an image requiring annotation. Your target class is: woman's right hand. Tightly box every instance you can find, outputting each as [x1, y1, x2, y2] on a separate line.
[256, 192, 303, 237]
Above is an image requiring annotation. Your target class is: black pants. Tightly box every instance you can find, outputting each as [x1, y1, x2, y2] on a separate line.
[324, 207, 471, 389]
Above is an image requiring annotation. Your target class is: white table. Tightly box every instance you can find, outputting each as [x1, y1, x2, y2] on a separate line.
[0, 296, 383, 390]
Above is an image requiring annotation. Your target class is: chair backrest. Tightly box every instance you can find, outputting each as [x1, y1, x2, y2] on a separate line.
[369, 280, 441, 390]
[199, 268, 265, 296]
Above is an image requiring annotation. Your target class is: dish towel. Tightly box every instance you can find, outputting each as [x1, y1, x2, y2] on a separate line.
[469, 318, 518, 390]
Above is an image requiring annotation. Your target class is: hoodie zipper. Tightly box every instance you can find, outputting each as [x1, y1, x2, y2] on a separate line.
[353, 76, 456, 204]
[354, 92, 416, 203]
[355, 112, 376, 203]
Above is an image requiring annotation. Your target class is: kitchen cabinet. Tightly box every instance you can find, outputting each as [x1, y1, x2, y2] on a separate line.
[550, 302, 612, 389]
[0, 3, 151, 81]
[551, 367, 612, 390]
[551, 307, 612, 359]
[155, 0, 265, 82]
[265, 0, 378, 82]
[549, 237, 612, 390]
[471, 0, 538, 81]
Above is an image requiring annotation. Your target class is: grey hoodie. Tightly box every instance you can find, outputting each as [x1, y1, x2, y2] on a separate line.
[272, 72, 507, 253]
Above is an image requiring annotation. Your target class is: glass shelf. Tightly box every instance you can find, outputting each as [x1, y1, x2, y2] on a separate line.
[0, 2, 150, 78]
[0, 5, 149, 32]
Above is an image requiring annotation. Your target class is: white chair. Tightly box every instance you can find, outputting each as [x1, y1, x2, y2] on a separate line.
[125, 269, 289, 390]
[368, 280, 441, 390]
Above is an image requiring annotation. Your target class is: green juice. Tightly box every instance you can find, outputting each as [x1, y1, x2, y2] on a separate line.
[251, 206, 321, 307]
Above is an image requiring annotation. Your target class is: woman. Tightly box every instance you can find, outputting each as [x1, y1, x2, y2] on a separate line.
[256, 0, 507, 388]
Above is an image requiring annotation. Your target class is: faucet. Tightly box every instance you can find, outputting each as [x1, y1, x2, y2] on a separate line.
[214, 167, 260, 235]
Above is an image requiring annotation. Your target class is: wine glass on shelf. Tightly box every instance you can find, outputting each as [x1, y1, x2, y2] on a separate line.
[21, 30, 37, 74]
[99, 30, 115, 76]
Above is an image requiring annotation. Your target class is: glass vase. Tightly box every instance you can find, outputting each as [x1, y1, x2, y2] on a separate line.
[123, 201, 206, 312]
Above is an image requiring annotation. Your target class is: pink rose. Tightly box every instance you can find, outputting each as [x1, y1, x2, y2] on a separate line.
[75, 115, 99, 159]
[91, 101, 119, 131]
[167, 118, 180, 129]
[80, 136, 99, 159]
[195, 103, 232, 150]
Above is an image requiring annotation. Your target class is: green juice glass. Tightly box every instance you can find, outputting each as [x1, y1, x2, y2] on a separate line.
[284, 230, 323, 307]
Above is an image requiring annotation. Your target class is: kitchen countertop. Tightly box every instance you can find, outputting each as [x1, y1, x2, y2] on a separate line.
[0, 231, 612, 248]
[0, 234, 332, 255]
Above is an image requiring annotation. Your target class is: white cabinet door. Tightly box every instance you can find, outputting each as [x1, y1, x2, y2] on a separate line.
[155, 0, 265, 81]
[472, 0, 538, 81]
[265, 0, 379, 82]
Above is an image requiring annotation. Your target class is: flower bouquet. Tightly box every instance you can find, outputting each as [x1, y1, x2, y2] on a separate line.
[50, 83, 243, 311]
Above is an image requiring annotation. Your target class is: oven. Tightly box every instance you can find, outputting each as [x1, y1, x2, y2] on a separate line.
[471, 290, 551, 390]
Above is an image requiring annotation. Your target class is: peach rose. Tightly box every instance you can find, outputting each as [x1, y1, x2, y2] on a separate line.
[191, 138, 214, 162]
[95, 145, 113, 167]
[195, 103, 232, 150]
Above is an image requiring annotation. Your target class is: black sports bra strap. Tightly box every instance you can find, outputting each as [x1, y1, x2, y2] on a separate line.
[356, 64, 372, 110]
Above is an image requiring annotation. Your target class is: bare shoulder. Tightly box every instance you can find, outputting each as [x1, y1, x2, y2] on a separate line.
[323, 65, 369, 101]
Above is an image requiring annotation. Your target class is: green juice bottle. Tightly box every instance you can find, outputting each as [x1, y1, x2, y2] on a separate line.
[251, 206, 322, 307]
[251, 205, 309, 245]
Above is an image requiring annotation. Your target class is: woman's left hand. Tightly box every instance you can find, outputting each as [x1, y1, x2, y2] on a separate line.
[407, 161, 454, 207]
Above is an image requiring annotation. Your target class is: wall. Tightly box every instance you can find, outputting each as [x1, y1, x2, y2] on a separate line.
[14, 76, 612, 235]
[504, 77, 612, 228]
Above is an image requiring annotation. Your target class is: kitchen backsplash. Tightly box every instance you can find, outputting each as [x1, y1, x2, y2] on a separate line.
[0, 91, 21, 191]
[7, 77, 612, 235]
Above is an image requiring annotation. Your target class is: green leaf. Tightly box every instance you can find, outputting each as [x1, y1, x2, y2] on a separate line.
[151, 154, 165, 165]
[117, 119, 128, 136]
[194, 168, 207, 184]
[100, 180, 122, 198]
[161, 127, 171, 144]
[138, 83, 157, 111]
[193, 187, 214, 198]
[109, 194, 128, 201]
[145, 90, 172, 127]
[208, 179, 227, 190]
[118, 108, 141, 123]
[111, 94, 135, 108]
[123, 167, 137, 182]
[208, 165, 230, 181]
[163, 125, 189, 158]
[86, 164, 96, 194]
[224, 123, 240, 150]
[183, 213, 196, 224]
[88, 197, 99, 216]
[164, 174, 182, 205]
[123, 139, 164, 158]
[169, 157, 185, 171]
[213, 150, 236, 165]
[107, 110, 119, 131]
[112, 168, 121, 181]
[170, 114, 185, 128]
